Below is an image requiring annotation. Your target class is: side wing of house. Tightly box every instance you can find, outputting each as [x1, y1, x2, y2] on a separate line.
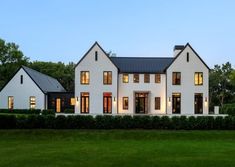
[0, 68, 45, 110]
[166, 44, 209, 115]
[75, 42, 118, 114]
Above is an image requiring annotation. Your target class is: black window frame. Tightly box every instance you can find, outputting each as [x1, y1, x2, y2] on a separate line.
[155, 97, 161, 110]
[172, 72, 181, 85]
[194, 72, 203, 86]
[80, 71, 90, 85]
[103, 71, 112, 85]
[123, 97, 129, 110]
[20, 75, 23, 84]
[80, 92, 89, 114]
[122, 74, 129, 83]
[144, 74, 150, 83]
[133, 74, 139, 83]
[155, 74, 161, 83]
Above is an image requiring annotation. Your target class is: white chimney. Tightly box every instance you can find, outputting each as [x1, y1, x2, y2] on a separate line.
[173, 45, 184, 57]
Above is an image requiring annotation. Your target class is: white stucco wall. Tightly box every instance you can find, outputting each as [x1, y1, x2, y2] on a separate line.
[166, 45, 209, 115]
[0, 68, 45, 110]
[118, 74, 166, 114]
[75, 44, 118, 114]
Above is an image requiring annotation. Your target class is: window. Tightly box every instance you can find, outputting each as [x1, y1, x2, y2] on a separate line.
[81, 92, 89, 113]
[133, 74, 139, 83]
[8, 96, 14, 109]
[195, 72, 203, 85]
[20, 75, 23, 84]
[123, 74, 129, 83]
[95, 51, 98, 61]
[187, 52, 189, 62]
[123, 97, 129, 110]
[172, 72, 181, 85]
[103, 71, 112, 85]
[155, 97, 161, 110]
[29, 96, 36, 109]
[155, 74, 161, 83]
[103, 93, 112, 114]
[70, 98, 76, 105]
[144, 74, 150, 83]
[80, 71, 89, 84]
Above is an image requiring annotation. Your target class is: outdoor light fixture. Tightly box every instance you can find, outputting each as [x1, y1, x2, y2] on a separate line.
[168, 97, 171, 102]
[205, 97, 207, 102]
[76, 96, 79, 102]
[114, 97, 116, 102]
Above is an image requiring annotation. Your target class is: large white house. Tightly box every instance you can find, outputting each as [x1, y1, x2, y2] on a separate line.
[75, 42, 209, 115]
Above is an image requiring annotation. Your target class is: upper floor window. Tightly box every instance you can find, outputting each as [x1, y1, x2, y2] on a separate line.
[20, 75, 23, 84]
[95, 51, 98, 61]
[172, 72, 181, 85]
[155, 74, 161, 83]
[144, 74, 150, 83]
[29, 96, 36, 109]
[187, 52, 189, 62]
[123, 74, 129, 83]
[80, 71, 90, 84]
[103, 71, 112, 85]
[195, 72, 203, 85]
[133, 74, 139, 83]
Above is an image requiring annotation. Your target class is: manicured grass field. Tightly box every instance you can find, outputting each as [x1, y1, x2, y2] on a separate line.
[0, 130, 235, 167]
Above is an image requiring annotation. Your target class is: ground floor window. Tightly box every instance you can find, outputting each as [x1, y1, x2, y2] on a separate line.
[195, 93, 203, 114]
[70, 98, 76, 106]
[103, 93, 112, 114]
[29, 96, 36, 109]
[172, 93, 181, 114]
[8, 96, 14, 109]
[81, 92, 89, 113]
[155, 97, 161, 110]
[123, 97, 129, 110]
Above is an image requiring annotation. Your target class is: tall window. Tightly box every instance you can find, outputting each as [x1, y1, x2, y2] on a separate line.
[29, 96, 36, 109]
[80, 71, 89, 84]
[195, 93, 203, 114]
[95, 51, 98, 61]
[123, 74, 129, 83]
[81, 92, 89, 113]
[133, 74, 139, 83]
[195, 72, 203, 85]
[172, 93, 181, 114]
[8, 96, 14, 109]
[103, 71, 112, 85]
[123, 97, 129, 110]
[20, 75, 23, 84]
[103, 93, 112, 114]
[144, 74, 150, 83]
[155, 97, 161, 110]
[187, 52, 189, 62]
[172, 72, 181, 85]
[155, 74, 161, 83]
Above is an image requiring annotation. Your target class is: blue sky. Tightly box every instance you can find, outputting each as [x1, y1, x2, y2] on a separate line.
[0, 0, 235, 67]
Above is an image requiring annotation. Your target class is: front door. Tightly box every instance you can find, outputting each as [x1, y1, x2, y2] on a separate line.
[135, 93, 148, 114]
[103, 93, 112, 114]
[172, 93, 181, 114]
[56, 98, 61, 113]
[195, 93, 203, 114]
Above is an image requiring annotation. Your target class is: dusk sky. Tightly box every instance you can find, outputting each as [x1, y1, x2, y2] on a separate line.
[1, 0, 235, 68]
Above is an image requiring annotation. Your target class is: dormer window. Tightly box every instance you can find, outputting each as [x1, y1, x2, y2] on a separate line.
[20, 75, 23, 84]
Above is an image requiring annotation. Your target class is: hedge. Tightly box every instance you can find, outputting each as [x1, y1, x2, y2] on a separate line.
[0, 109, 41, 114]
[0, 115, 235, 130]
[220, 104, 235, 116]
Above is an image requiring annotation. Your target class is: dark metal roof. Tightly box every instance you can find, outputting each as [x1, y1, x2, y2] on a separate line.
[110, 57, 174, 73]
[174, 45, 184, 51]
[22, 66, 66, 93]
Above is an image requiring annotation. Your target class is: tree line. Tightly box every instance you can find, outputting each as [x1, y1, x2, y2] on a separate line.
[0, 38, 235, 109]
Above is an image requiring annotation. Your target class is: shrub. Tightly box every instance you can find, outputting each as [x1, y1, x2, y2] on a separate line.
[63, 109, 75, 114]
[95, 115, 114, 129]
[160, 116, 171, 129]
[220, 104, 235, 115]
[0, 115, 16, 129]
[41, 109, 55, 115]
[120, 115, 133, 129]
[152, 116, 161, 129]
[171, 116, 188, 130]
[132, 115, 152, 129]
[0, 109, 40, 114]
[55, 115, 67, 129]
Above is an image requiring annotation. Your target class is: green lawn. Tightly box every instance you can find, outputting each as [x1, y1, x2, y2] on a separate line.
[0, 130, 235, 167]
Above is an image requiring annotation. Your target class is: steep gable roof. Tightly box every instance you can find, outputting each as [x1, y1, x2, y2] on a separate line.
[165, 43, 210, 71]
[75, 41, 118, 69]
[22, 66, 66, 93]
[110, 57, 174, 73]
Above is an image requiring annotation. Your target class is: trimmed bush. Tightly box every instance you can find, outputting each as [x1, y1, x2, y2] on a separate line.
[220, 104, 235, 115]
[0, 115, 16, 129]
[41, 109, 55, 115]
[0, 109, 40, 114]
[63, 109, 75, 114]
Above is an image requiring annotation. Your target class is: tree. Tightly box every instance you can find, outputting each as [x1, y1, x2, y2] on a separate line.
[209, 62, 234, 108]
[0, 38, 29, 89]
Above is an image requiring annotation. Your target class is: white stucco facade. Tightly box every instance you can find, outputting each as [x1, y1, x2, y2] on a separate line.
[75, 42, 210, 115]
[0, 68, 45, 110]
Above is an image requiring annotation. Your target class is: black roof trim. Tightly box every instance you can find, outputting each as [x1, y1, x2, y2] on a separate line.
[75, 41, 119, 70]
[165, 43, 210, 71]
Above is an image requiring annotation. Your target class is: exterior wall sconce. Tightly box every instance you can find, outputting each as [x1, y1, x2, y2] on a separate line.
[114, 97, 116, 102]
[76, 96, 79, 102]
[205, 97, 207, 102]
[168, 97, 171, 102]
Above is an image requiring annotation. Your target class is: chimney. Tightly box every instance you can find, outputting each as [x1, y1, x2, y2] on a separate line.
[173, 45, 184, 57]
